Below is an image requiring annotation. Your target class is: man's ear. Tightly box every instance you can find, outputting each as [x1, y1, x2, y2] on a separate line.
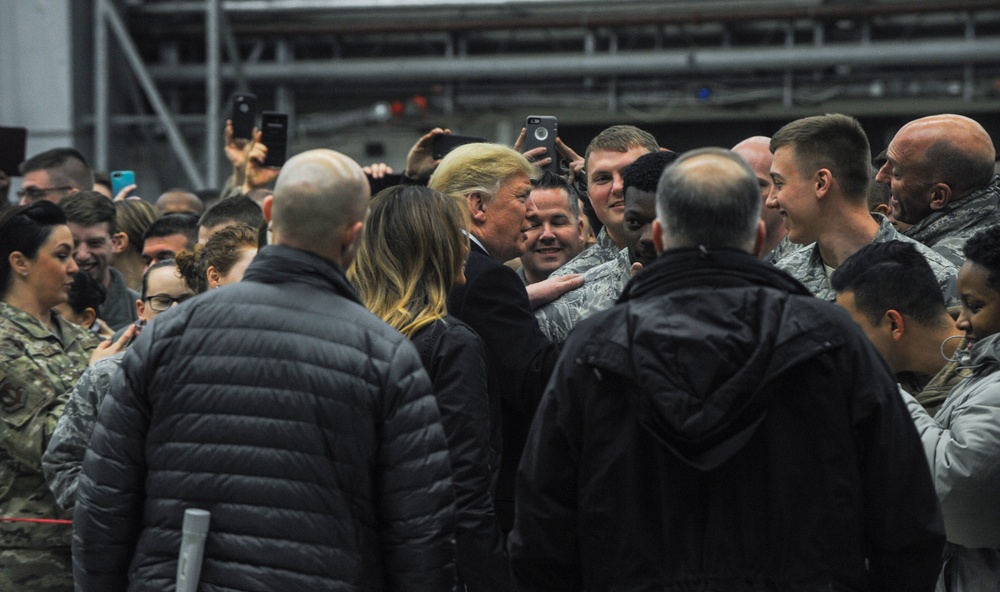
[814, 169, 833, 199]
[929, 183, 953, 211]
[872, 203, 892, 216]
[575, 218, 586, 244]
[111, 231, 128, 255]
[750, 219, 766, 257]
[467, 192, 488, 224]
[652, 218, 666, 254]
[885, 309, 906, 340]
[262, 194, 273, 222]
[136, 299, 146, 322]
[342, 220, 364, 255]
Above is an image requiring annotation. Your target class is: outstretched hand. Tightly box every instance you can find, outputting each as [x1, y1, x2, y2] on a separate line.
[242, 129, 280, 193]
[89, 324, 137, 365]
[526, 273, 584, 309]
[405, 127, 451, 181]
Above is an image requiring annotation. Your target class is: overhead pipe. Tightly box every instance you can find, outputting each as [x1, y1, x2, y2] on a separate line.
[146, 37, 1000, 84]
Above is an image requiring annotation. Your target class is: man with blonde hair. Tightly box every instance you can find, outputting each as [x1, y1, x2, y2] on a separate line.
[431, 143, 559, 533]
[73, 149, 457, 591]
[551, 125, 658, 277]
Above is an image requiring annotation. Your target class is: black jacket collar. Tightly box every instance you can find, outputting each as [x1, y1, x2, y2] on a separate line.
[619, 246, 811, 304]
[243, 245, 362, 305]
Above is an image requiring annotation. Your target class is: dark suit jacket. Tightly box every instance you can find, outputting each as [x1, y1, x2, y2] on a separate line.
[448, 241, 558, 532]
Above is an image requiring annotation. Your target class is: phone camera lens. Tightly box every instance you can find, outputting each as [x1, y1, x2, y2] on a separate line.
[534, 127, 548, 141]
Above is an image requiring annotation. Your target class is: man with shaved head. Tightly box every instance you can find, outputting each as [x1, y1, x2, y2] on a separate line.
[154, 189, 205, 216]
[732, 136, 790, 262]
[73, 149, 457, 591]
[510, 147, 945, 591]
[876, 114, 1000, 265]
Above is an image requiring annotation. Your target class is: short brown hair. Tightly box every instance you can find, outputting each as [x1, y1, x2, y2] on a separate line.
[770, 114, 872, 201]
[585, 125, 658, 165]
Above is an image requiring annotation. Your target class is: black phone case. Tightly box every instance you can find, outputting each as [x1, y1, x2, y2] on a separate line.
[231, 93, 258, 140]
[260, 112, 289, 168]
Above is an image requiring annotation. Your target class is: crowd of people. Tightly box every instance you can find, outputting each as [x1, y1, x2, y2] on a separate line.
[0, 109, 997, 592]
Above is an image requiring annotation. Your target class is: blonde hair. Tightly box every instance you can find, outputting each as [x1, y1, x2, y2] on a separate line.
[348, 185, 469, 338]
[175, 223, 258, 294]
[429, 142, 538, 202]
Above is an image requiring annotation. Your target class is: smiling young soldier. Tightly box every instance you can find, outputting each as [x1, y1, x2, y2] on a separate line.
[767, 113, 958, 306]
[59, 191, 138, 330]
[550, 125, 658, 277]
[534, 151, 676, 343]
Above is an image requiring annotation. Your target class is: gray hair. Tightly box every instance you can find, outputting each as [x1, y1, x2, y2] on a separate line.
[656, 147, 760, 250]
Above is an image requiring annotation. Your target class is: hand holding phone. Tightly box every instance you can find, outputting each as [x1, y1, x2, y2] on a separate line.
[431, 133, 487, 160]
[111, 170, 136, 197]
[524, 116, 559, 174]
[259, 112, 289, 168]
[230, 93, 258, 141]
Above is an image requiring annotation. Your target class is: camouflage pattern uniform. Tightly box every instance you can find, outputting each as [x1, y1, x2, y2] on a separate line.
[776, 214, 959, 306]
[515, 265, 528, 285]
[43, 352, 126, 510]
[0, 302, 99, 590]
[903, 176, 1000, 267]
[550, 226, 621, 277]
[765, 236, 802, 266]
[535, 247, 630, 343]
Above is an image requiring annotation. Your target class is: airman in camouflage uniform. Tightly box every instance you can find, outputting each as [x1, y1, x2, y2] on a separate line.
[43, 352, 125, 510]
[549, 226, 620, 278]
[0, 302, 99, 590]
[875, 114, 999, 267]
[776, 214, 959, 305]
[535, 247, 630, 343]
[901, 177, 1000, 267]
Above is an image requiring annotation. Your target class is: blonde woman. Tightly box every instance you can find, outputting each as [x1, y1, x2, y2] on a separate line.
[349, 185, 514, 591]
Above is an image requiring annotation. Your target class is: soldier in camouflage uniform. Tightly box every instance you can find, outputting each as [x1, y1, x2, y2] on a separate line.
[0, 201, 101, 590]
[43, 259, 193, 509]
[875, 114, 999, 267]
[551, 125, 658, 277]
[766, 114, 958, 305]
[536, 152, 674, 342]
[777, 214, 958, 305]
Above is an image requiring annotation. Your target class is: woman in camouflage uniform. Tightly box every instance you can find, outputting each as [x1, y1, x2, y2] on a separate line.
[0, 201, 101, 590]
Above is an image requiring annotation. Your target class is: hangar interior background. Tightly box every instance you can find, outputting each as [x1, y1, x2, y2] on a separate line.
[1, 0, 998, 197]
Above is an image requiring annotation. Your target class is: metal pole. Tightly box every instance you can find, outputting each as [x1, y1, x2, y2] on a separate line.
[94, 0, 109, 172]
[207, 0, 222, 188]
[103, 0, 205, 188]
[219, 10, 249, 93]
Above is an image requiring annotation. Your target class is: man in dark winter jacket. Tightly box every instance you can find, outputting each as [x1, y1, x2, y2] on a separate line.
[72, 149, 457, 591]
[509, 147, 945, 592]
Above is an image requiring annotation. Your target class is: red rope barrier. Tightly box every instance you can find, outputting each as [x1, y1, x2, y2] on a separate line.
[0, 517, 72, 525]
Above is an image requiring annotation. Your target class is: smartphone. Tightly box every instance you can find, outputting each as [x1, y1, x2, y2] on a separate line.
[524, 116, 558, 174]
[0, 126, 27, 176]
[431, 133, 487, 160]
[111, 170, 136, 196]
[230, 93, 258, 140]
[259, 111, 289, 168]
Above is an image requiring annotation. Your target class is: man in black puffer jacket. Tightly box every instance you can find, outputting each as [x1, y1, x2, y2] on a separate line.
[72, 150, 457, 591]
[509, 148, 945, 592]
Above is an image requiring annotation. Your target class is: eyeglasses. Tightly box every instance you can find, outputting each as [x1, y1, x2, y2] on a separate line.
[16, 186, 75, 201]
[144, 293, 195, 312]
